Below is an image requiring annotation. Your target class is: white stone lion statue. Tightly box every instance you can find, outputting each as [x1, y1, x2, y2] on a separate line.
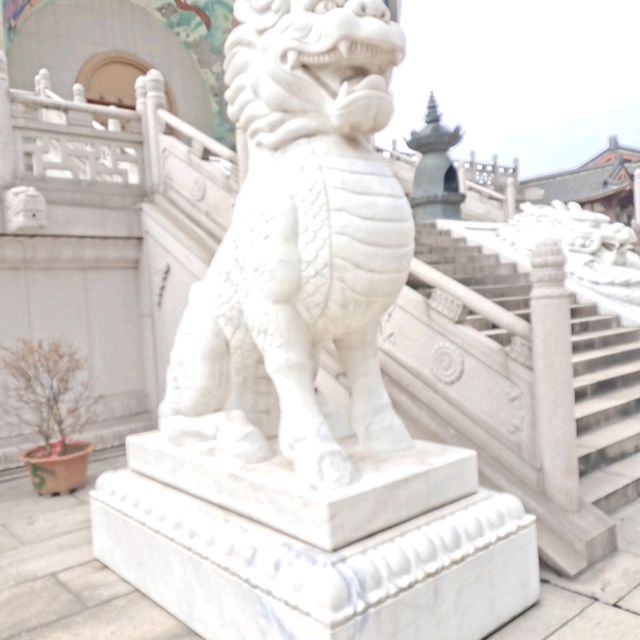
[158, 0, 415, 489]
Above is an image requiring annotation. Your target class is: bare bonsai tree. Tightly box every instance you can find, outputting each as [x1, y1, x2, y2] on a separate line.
[0, 339, 99, 456]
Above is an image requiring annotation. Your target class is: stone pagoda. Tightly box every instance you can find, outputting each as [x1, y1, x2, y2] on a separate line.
[408, 93, 465, 221]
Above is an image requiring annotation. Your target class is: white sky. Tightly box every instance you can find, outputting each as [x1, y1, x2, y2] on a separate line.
[379, 0, 640, 179]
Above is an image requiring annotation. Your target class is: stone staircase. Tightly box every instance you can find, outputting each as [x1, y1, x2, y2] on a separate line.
[413, 222, 640, 517]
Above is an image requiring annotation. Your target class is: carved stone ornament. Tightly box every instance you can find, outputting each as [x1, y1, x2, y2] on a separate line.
[158, 0, 415, 490]
[429, 288, 468, 323]
[431, 342, 465, 385]
[498, 200, 640, 304]
[94, 469, 534, 628]
[191, 176, 206, 202]
[506, 336, 533, 369]
[507, 382, 526, 437]
[3, 186, 47, 233]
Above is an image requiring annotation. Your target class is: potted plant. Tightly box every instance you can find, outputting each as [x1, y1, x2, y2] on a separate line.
[0, 339, 99, 495]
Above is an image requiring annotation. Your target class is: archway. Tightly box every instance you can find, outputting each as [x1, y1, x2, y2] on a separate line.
[76, 51, 175, 112]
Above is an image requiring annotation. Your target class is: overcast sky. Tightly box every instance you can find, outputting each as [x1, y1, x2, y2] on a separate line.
[379, 1, 640, 179]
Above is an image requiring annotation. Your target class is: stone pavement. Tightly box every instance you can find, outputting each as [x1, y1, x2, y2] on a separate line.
[2, 448, 640, 639]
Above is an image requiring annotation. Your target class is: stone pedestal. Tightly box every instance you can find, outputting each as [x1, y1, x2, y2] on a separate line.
[91, 433, 540, 639]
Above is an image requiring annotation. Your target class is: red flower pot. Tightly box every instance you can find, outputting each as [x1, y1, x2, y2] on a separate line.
[19, 441, 96, 495]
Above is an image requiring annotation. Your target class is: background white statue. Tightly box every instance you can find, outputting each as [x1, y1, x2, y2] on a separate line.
[158, 0, 415, 489]
[499, 200, 640, 301]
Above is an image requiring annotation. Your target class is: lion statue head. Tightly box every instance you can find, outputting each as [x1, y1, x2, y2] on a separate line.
[224, 0, 405, 150]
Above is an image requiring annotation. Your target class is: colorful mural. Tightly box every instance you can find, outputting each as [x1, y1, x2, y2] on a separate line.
[3, 0, 53, 45]
[152, 0, 234, 147]
[2, 0, 234, 147]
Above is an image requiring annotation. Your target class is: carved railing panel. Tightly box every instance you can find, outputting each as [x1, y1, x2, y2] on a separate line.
[9, 85, 144, 189]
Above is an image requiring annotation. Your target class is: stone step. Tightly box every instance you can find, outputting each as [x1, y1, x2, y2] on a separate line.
[578, 416, 640, 475]
[470, 283, 532, 299]
[433, 263, 519, 279]
[573, 341, 640, 376]
[416, 236, 467, 248]
[581, 450, 640, 514]
[574, 361, 640, 401]
[465, 304, 598, 332]
[415, 245, 484, 258]
[570, 315, 619, 336]
[480, 328, 512, 346]
[414, 227, 451, 241]
[456, 273, 530, 287]
[480, 315, 618, 342]
[571, 327, 640, 353]
[419, 253, 501, 267]
[487, 295, 533, 311]
[575, 382, 640, 433]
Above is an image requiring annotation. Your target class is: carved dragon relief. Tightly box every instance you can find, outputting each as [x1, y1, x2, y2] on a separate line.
[159, 0, 415, 489]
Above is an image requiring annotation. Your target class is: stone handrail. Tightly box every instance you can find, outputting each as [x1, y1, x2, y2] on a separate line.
[9, 89, 141, 125]
[465, 180, 505, 202]
[156, 108, 237, 164]
[409, 257, 532, 341]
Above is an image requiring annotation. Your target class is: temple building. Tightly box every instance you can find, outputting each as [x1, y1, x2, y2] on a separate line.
[521, 135, 640, 224]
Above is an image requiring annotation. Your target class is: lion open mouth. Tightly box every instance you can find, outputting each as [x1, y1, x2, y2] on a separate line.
[284, 39, 398, 102]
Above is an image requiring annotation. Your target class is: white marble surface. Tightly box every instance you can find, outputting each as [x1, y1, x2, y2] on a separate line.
[127, 431, 478, 550]
[158, 0, 415, 490]
[91, 470, 539, 640]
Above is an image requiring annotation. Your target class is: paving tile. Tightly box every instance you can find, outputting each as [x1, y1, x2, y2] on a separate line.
[0, 528, 94, 590]
[4, 504, 90, 545]
[0, 476, 35, 503]
[0, 489, 80, 524]
[614, 501, 640, 556]
[0, 575, 83, 640]
[56, 559, 135, 607]
[618, 582, 640, 615]
[12, 591, 196, 640]
[541, 551, 640, 605]
[486, 583, 593, 639]
[546, 602, 640, 639]
[0, 524, 19, 552]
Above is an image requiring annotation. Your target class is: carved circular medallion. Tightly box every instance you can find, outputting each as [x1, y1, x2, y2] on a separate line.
[431, 342, 464, 385]
[192, 176, 206, 202]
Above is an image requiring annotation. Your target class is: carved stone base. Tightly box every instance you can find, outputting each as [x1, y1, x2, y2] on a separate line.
[126, 431, 478, 551]
[91, 470, 539, 640]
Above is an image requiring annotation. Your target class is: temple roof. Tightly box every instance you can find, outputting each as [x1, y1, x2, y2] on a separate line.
[521, 137, 640, 204]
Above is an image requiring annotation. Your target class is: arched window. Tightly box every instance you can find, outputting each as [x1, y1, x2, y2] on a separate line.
[444, 164, 459, 193]
[76, 51, 174, 111]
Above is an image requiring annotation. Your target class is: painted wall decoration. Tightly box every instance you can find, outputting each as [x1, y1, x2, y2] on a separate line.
[151, 0, 233, 146]
[3, 0, 54, 45]
[2, 0, 235, 147]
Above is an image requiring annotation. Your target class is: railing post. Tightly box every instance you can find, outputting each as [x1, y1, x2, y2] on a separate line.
[530, 238, 580, 512]
[35, 68, 51, 96]
[0, 48, 15, 190]
[144, 69, 167, 194]
[633, 168, 640, 229]
[505, 176, 517, 221]
[457, 162, 467, 195]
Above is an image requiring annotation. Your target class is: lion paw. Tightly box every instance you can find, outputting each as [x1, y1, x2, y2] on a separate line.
[294, 445, 355, 490]
[216, 411, 273, 464]
[353, 404, 414, 452]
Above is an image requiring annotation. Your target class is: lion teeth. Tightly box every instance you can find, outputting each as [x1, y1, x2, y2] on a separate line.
[338, 40, 350, 58]
[338, 81, 349, 101]
[286, 50, 300, 70]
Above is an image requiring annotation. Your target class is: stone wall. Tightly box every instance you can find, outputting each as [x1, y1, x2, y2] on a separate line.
[5, 0, 215, 137]
[0, 219, 152, 468]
